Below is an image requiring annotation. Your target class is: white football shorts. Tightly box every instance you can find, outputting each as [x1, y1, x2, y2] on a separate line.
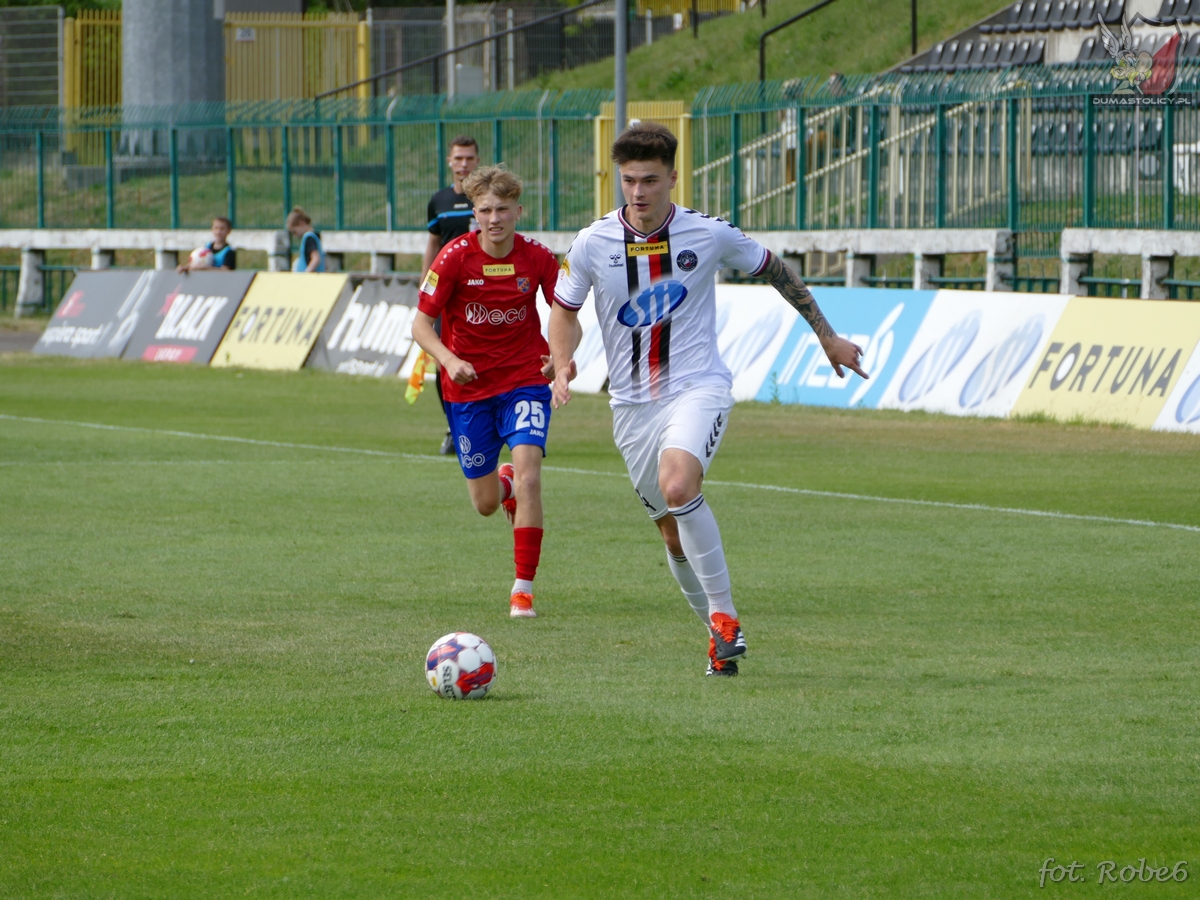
[611, 384, 735, 520]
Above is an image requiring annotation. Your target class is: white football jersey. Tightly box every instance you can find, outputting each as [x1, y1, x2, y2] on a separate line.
[555, 204, 769, 406]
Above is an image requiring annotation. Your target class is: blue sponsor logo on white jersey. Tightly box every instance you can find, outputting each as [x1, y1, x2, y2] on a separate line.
[617, 281, 688, 327]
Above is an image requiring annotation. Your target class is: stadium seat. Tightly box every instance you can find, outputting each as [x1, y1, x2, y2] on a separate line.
[939, 40, 960, 70]
[968, 41, 989, 65]
[1157, 0, 1177, 19]
[1017, 1, 1038, 29]
[1028, 37, 1046, 62]
[1062, 0, 1082, 26]
[983, 40, 1004, 66]
[952, 40, 974, 67]
[1033, 0, 1053, 30]
[1011, 38, 1032, 64]
[1049, 1, 1069, 29]
[1076, 0, 1098, 27]
[1002, 1, 1025, 32]
[1185, 31, 1200, 56]
[1103, 0, 1125, 23]
[997, 39, 1018, 65]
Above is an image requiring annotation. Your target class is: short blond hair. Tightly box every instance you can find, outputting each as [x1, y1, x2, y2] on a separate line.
[463, 166, 522, 204]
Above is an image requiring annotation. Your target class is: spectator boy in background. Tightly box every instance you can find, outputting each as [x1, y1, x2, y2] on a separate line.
[177, 216, 236, 273]
[287, 207, 325, 273]
[422, 136, 481, 455]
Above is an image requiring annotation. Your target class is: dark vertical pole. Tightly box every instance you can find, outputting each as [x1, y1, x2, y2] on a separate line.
[911, 0, 917, 56]
[935, 103, 946, 228]
[436, 120, 446, 187]
[385, 123, 396, 231]
[282, 126, 292, 223]
[1162, 104, 1174, 230]
[549, 118, 560, 231]
[335, 126, 345, 230]
[867, 105, 879, 228]
[104, 129, 114, 229]
[761, 0, 766, 17]
[35, 132, 45, 229]
[730, 112, 741, 227]
[795, 106, 806, 230]
[169, 128, 180, 229]
[1006, 98, 1019, 231]
[493, 117, 503, 164]
[226, 127, 237, 227]
[692, 0, 698, 37]
[1083, 96, 1095, 228]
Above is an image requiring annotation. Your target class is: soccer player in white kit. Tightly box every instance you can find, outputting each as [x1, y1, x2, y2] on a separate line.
[548, 123, 868, 676]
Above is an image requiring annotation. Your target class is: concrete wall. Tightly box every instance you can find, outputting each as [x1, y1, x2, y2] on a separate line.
[122, 0, 225, 108]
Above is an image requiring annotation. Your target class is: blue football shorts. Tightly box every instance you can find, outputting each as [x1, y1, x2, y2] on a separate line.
[446, 383, 552, 479]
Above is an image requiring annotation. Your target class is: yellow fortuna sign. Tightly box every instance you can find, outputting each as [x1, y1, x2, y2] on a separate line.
[626, 241, 669, 257]
[482, 264, 515, 277]
[212, 273, 350, 371]
[1011, 297, 1200, 427]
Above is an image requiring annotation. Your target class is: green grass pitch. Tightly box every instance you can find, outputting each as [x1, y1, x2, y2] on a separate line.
[1, 355, 1197, 898]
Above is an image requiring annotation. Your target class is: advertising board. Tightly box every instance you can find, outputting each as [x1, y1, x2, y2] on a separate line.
[210, 273, 350, 371]
[1152, 338, 1200, 433]
[121, 270, 256, 365]
[307, 277, 422, 377]
[34, 270, 154, 359]
[754, 288, 935, 408]
[1010, 297, 1200, 427]
[878, 291, 1073, 418]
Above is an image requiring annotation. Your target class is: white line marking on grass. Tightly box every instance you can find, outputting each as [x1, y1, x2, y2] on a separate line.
[4, 413, 1198, 534]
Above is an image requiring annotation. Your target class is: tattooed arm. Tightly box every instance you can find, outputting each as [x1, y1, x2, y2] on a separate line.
[761, 252, 869, 380]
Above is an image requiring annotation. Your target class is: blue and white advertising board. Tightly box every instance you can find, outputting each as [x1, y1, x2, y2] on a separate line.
[877, 291, 1073, 418]
[753, 288, 935, 408]
[1152, 338, 1200, 433]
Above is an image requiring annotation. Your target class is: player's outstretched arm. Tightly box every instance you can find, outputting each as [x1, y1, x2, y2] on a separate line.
[762, 253, 869, 380]
[411, 310, 477, 384]
[547, 303, 582, 408]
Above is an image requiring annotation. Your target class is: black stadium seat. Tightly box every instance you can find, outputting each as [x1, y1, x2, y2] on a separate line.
[940, 40, 960, 70]
[1103, 0, 1124, 23]
[1076, 0, 1098, 27]
[1027, 37, 1046, 62]
[1185, 32, 1200, 56]
[952, 40, 974, 67]
[1017, 1, 1038, 28]
[1011, 38, 1032, 64]
[997, 39, 1017, 65]
[1004, 1, 1026, 31]
[1033, 0, 1053, 30]
[968, 41, 988, 65]
[1049, 0, 1069, 28]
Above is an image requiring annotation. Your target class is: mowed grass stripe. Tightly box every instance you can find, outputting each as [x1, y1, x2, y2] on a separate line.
[4, 411, 1198, 535]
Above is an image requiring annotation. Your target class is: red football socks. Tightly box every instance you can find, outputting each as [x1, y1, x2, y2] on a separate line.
[513, 527, 543, 581]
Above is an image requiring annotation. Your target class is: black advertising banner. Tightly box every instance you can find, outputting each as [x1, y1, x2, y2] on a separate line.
[307, 277, 421, 377]
[121, 270, 257, 364]
[34, 270, 155, 358]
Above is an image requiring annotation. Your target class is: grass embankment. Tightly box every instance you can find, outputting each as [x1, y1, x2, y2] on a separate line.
[0, 356, 1197, 897]
[543, 0, 1005, 99]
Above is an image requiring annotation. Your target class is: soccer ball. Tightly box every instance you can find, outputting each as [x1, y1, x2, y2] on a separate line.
[188, 246, 213, 269]
[426, 632, 496, 699]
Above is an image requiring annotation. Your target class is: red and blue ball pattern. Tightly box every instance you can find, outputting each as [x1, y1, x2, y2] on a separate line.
[425, 632, 496, 700]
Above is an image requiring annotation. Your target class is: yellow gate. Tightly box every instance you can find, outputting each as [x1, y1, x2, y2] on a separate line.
[224, 12, 367, 102]
[594, 100, 692, 220]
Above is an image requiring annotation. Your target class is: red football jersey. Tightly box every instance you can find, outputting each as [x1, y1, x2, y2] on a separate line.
[418, 231, 559, 403]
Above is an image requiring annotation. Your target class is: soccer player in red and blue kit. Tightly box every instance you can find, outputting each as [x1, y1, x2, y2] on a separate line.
[411, 166, 572, 619]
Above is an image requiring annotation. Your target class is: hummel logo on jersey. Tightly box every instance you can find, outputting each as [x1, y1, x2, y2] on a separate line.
[609, 254, 623, 267]
[704, 412, 724, 458]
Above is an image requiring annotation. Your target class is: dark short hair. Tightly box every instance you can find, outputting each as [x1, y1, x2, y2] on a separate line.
[448, 135, 479, 153]
[212, 216, 232, 229]
[611, 122, 677, 170]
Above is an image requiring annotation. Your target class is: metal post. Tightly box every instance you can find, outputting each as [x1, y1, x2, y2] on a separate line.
[795, 106, 806, 230]
[437, 120, 446, 187]
[730, 112, 741, 227]
[493, 118, 503, 164]
[1006, 98, 1019, 231]
[867, 105, 879, 229]
[226, 127, 237, 227]
[507, 8, 515, 91]
[1163, 103, 1174, 230]
[693, 0, 698, 37]
[935, 103, 946, 228]
[1083, 96, 1095, 228]
[335, 126, 345, 231]
[282, 126, 292, 222]
[614, 0, 628, 207]
[35, 132, 45, 229]
[169, 128, 180, 229]
[550, 118, 560, 231]
[447, 0, 457, 101]
[104, 129, 114, 229]
[911, 0, 917, 56]
[385, 123, 396, 231]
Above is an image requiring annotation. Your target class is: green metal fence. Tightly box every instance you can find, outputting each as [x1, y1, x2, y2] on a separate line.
[0, 91, 607, 233]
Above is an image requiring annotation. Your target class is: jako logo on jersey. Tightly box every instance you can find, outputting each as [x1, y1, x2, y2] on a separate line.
[676, 250, 698, 271]
[897, 311, 982, 403]
[958, 316, 1045, 410]
[617, 280, 688, 327]
[1176, 372, 1200, 424]
[467, 279, 485, 286]
[465, 302, 529, 326]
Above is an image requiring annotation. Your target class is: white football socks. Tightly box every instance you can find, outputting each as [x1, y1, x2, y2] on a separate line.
[667, 494, 737, 620]
[512, 578, 533, 596]
[666, 550, 710, 623]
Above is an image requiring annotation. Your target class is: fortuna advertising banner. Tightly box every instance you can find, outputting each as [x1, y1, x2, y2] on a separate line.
[307, 277, 422, 377]
[122, 270, 256, 365]
[1010, 297, 1200, 428]
[878, 291, 1073, 418]
[1152, 337, 1200, 433]
[34, 270, 155, 359]
[754, 288, 935, 408]
[211, 273, 350, 371]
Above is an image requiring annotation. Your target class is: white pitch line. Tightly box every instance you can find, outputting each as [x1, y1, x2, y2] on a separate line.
[3, 412, 1198, 535]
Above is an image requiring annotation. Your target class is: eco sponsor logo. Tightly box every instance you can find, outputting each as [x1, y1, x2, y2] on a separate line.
[1011, 297, 1200, 427]
[758, 289, 935, 409]
[617, 280, 688, 327]
[465, 302, 529, 326]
